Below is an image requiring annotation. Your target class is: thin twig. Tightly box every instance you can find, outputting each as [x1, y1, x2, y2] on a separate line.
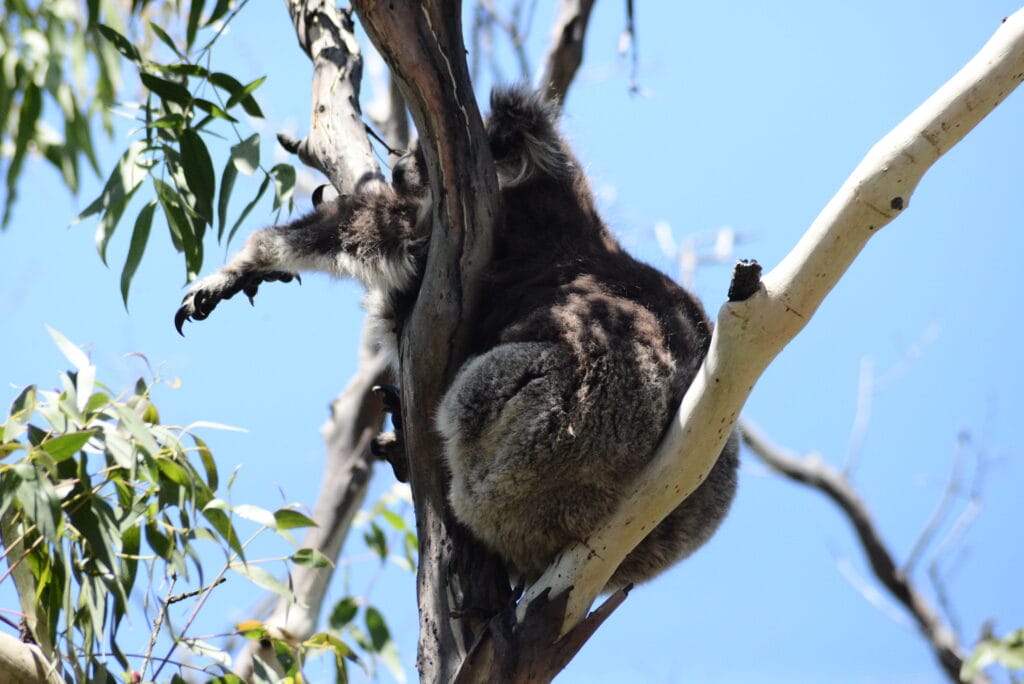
[478, 0, 531, 80]
[168, 577, 228, 605]
[621, 0, 638, 93]
[842, 356, 874, 475]
[152, 565, 231, 681]
[929, 440, 989, 638]
[904, 432, 969, 573]
[141, 573, 177, 681]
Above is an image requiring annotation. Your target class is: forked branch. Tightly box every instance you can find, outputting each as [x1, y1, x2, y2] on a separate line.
[741, 420, 966, 681]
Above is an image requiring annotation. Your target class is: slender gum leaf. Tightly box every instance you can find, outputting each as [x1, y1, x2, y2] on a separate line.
[41, 430, 98, 461]
[206, 0, 233, 26]
[192, 435, 218, 490]
[193, 98, 237, 123]
[231, 133, 260, 175]
[3, 81, 41, 227]
[269, 164, 295, 211]
[210, 73, 265, 118]
[94, 24, 141, 62]
[186, 0, 207, 50]
[46, 326, 91, 370]
[140, 72, 191, 106]
[180, 129, 215, 223]
[227, 174, 269, 244]
[155, 178, 202, 280]
[218, 154, 238, 239]
[120, 201, 156, 307]
[149, 23, 184, 59]
[364, 606, 390, 652]
[274, 509, 317, 530]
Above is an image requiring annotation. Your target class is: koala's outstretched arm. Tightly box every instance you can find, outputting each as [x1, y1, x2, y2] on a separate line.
[175, 191, 425, 334]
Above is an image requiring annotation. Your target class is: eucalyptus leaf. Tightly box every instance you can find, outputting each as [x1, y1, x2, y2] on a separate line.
[41, 429, 98, 461]
[274, 508, 317, 530]
[180, 129, 215, 223]
[120, 200, 156, 306]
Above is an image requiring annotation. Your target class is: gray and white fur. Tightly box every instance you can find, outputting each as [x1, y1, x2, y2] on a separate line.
[176, 87, 739, 592]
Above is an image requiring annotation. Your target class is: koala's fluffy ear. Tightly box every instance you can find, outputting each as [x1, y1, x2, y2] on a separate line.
[487, 86, 570, 184]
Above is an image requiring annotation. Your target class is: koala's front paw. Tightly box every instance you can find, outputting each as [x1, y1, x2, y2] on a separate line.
[174, 269, 298, 335]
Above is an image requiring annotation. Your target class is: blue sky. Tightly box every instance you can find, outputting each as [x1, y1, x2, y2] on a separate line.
[2, 1, 1023, 682]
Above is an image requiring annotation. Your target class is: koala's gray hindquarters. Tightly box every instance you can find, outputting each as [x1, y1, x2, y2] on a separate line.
[436, 339, 738, 591]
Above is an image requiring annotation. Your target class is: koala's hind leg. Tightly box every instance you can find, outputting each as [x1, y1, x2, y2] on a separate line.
[435, 342, 621, 580]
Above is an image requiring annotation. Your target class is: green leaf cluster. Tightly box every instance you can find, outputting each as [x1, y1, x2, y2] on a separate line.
[0, 328, 320, 682]
[0, 0, 124, 227]
[83, 11, 297, 305]
[962, 628, 1024, 682]
[3, 1, 297, 304]
[229, 485, 418, 684]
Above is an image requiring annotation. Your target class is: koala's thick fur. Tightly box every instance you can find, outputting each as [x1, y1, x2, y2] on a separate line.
[176, 87, 739, 591]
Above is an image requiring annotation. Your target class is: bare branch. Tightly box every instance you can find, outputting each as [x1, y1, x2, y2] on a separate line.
[741, 420, 966, 681]
[478, 0, 532, 80]
[283, 0, 386, 194]
[537, 0, 596, 104]
[842, 356, 874, 475]
[905, 432, 970, 573]
[515, 5, 1024, 669]
[930, 438, 989, 637]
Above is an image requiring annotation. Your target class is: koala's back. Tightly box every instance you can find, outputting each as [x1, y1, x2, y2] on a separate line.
[437, 174, 739, 590]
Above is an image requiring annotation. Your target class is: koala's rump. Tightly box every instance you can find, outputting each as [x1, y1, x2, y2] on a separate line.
[436, 278, 738, 589]
[435, 327, 682, 584]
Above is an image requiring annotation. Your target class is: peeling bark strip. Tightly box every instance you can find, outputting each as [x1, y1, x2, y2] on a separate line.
[515, 7, 1024, 646]
[351, 2, 506, 682]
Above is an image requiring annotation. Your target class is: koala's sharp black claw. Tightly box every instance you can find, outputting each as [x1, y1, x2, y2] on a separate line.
[294, 274, 302, 285]
[174, 308, 190, 336]
[243, 282, 259, 305]
[372, 384, 402, 429]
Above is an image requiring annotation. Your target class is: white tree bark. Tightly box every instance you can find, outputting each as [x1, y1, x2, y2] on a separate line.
[0, 632, 62, 684]
[519, 6, 1024, 638]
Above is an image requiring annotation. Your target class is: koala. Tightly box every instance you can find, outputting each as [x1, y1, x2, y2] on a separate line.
[176, 87, 739, 592]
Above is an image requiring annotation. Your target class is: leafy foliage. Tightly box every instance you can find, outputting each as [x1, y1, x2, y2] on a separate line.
[0, 0, 121, 227]
[83, 8, 295, 303]
[2, 0, 296, 304]
[0, 329, 331, 682]
[962, 628, 1024, 682]
[226, 486, 418, 683]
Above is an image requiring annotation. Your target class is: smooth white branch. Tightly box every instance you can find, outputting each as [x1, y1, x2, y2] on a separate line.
[520, 7, 1024, 636]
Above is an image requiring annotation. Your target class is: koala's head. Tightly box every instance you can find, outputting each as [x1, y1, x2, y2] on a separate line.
[391, 142, 429, 198]
[391, 86, 571, 196]
[487, 86, 571, 187]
